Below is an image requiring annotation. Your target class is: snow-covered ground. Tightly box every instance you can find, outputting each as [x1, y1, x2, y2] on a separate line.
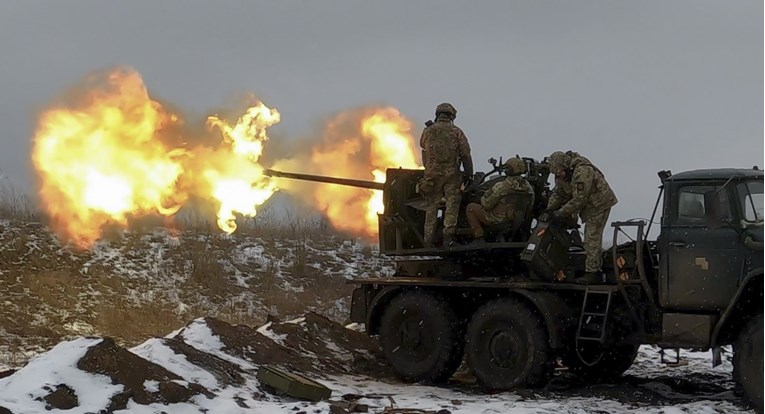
[0, 220, 394, 358]
[0, 220, 755, 413]
[0, 316, 753, 414]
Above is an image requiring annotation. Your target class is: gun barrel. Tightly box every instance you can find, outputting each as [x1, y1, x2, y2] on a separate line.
[265, 169, 385, 191]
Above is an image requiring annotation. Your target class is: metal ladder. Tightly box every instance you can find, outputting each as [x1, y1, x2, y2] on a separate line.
[576, 287, 614, 343]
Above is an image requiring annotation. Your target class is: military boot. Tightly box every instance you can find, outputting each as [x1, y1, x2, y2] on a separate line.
[466, 236, 486, 248]
[574, 271, 603, 285]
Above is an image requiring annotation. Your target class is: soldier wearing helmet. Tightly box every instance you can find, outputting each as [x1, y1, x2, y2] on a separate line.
[544, 151, 618, 284]
[465, 157, 534, 243]
[419, 102, 473, 246]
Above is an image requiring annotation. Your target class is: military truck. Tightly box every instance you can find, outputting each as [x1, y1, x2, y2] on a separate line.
[267, 162, 763, 411]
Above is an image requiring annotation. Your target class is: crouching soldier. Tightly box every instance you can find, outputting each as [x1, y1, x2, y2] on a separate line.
[543, 151, 618, 284]
[466, 157, 534, 243]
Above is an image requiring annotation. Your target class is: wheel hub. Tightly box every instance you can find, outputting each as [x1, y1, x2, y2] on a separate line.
[400, 318, 424, 350]
[489, 330, 519, 368]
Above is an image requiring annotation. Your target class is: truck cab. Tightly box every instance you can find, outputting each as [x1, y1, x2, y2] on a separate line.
[659, 168, 763, 311]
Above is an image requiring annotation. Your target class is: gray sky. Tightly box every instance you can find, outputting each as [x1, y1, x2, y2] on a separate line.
[0, 0, 762, 229]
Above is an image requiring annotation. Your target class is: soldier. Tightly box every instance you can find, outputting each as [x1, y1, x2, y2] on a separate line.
[465, 157, 534, 243]
[543, 151, 617, 284]
[420, 102, 473, 247]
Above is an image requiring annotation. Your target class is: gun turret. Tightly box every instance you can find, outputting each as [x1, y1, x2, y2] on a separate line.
[265, 157, 550, 258]
[264, 169, 385, 191]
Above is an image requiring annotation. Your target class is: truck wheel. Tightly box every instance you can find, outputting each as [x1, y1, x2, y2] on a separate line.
[734, 314, 763, 412]
[379, 290, 464, 383]
[466, 298, 552, 390]
[565, 342, 639, 382]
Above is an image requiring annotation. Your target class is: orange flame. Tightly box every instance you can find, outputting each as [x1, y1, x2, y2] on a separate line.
[31, 68, 279, 247]
[273, 107, 421, 239]
[32, 68, 422, 246]
[204, 103, 280, 233]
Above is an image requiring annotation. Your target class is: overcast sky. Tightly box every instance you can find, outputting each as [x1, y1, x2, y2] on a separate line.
[0, 0, 762, 229]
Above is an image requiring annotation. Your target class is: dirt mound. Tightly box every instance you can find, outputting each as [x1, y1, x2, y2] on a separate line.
[198, 317, 313, 371]
[77, 337, 212, 411]
[162, 337, 247, 387]
[39, 384, 78, 410]
[195, 314, 390, 378]
[0, 314, 390, 413]
[263, 312, 391, 378]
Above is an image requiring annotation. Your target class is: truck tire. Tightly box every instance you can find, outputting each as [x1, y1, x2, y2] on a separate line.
[734, 314, 763, 413]
[379, 290, 464, 383]
[564, 342, 639, 382]
[466, 298, 552, 390]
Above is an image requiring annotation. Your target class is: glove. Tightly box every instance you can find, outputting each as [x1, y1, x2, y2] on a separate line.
[462, 176, 473, 188]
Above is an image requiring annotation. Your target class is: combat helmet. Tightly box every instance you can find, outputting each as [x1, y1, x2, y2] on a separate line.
[504, 157, 527, 176]
[435, 102, 457, 120]
[547, 151, 572, 174]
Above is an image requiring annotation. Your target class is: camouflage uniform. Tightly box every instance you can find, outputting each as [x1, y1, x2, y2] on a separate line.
[466, 158, 534, 239]
[547, 151, 617, 272]
[420, 103, 472, 245]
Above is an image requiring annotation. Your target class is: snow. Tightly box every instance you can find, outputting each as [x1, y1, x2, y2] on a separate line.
[0, 338, 123, 413]
[179, 318, 226, 353]
[177, 318, 256, 370]
[0, 330, 754, 414]
[321, 374, 746, 414]
[256, 322, 289, 346]
[131, 338, 219, 389]
[143, 380, 159, 393]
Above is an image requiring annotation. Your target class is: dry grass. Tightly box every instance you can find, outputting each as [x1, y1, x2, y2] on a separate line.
[0, 182, 39, 222]
[0, 186, 377, 355]
[94, 295, 188, 344]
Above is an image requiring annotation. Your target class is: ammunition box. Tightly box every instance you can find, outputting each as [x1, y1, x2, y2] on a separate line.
[521, 222, 571, 281]
[256, 365, 332, 401]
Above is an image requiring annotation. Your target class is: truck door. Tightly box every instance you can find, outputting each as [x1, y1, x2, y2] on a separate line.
[663, 183, 742, 311]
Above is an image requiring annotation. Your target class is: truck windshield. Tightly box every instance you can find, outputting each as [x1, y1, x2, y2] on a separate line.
[738, 180, 763, 222]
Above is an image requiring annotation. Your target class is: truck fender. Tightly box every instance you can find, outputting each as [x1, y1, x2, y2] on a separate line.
[365, 286, 405, 335]
[510, 289, 575, 350]
[711, 268, 764, 356]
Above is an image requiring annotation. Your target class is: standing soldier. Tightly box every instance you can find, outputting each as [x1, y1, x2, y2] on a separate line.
[543, 151, 617, 284]
[420, 103, 473, 247]
[465, 157, 534, 243]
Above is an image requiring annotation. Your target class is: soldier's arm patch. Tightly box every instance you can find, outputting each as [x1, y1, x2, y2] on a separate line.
[576, 182, 585, 191]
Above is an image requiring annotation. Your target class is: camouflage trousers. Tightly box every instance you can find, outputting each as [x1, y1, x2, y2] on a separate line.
[423, 174, 462, 244]
[466, 203, 502, 238]
[583, 208, 611, 273]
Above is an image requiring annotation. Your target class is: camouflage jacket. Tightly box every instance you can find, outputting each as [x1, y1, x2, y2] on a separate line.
[420, 118, 471, 177]
[548, 154, 617, 221]
[481, 176, 535, 221]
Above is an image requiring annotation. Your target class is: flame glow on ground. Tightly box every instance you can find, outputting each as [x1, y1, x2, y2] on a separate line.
[31, 68, 421, 247]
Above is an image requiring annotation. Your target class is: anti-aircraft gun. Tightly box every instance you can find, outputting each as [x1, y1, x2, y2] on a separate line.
[265, 157, 561, 277]
[266, 157, 550, 249]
